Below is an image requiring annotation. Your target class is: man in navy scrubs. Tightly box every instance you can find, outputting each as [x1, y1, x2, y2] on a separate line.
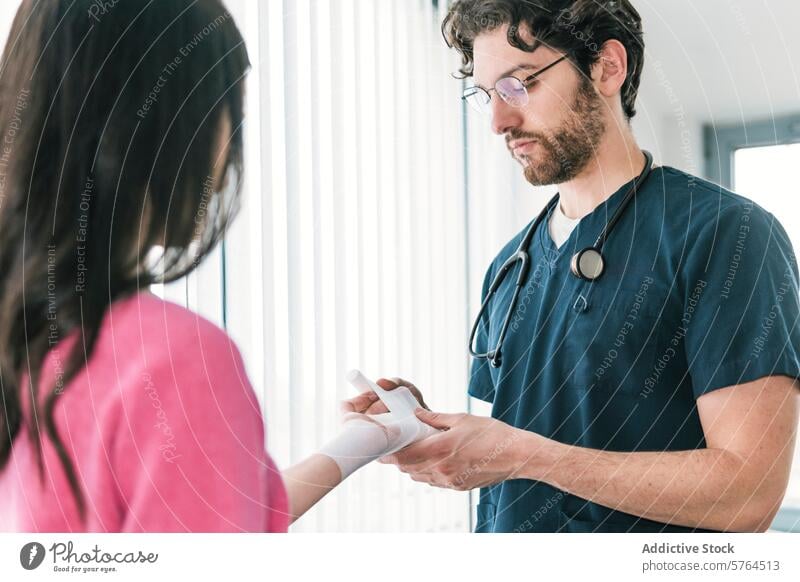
[351, 0, 800, 532]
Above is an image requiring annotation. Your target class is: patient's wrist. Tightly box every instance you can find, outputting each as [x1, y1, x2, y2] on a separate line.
[318, 418, 391, 480]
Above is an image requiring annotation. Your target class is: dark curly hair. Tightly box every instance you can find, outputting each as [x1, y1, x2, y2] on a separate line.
[442, 0, 645, 120]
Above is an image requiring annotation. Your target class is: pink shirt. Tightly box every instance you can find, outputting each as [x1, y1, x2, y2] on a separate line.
[0, 291, 289, 532]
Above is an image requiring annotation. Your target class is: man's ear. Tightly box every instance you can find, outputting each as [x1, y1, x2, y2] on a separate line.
[591, 39, 629, 97]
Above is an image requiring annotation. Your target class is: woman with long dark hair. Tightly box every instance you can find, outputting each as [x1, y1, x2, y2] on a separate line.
[0, 0, 409, 533]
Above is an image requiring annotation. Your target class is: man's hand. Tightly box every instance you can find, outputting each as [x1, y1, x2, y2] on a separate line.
[383, 408, 538, 491]
[340, 376, 428, 415]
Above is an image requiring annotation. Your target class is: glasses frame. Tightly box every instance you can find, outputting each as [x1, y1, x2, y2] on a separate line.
[462, 54, 569, 114]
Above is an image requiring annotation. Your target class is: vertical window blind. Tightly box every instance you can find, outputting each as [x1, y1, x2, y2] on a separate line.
[206, 0, 474, 532]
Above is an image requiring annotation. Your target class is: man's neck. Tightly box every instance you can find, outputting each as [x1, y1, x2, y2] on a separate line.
[556, 134, 646, 220]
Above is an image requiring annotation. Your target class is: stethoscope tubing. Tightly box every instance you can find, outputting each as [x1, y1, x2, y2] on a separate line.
[468, 151, 655, 366]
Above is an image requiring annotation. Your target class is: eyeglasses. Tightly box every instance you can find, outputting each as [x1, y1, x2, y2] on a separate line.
[462, 54, 569, 115]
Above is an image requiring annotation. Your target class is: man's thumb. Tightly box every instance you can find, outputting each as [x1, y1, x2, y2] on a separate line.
[414, 407, 457, 430]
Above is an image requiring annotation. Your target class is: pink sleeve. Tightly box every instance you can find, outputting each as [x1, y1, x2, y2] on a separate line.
[112, 320, 288, 532]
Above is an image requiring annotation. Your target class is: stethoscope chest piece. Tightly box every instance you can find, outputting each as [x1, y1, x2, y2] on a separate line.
[468, 151, 654, 364]
[570, 247, 605, 281]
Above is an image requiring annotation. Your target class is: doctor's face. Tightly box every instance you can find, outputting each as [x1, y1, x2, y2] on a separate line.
[472, 26, 606, 186]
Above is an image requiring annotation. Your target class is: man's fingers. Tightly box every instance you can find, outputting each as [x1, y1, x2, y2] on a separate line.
[415, 408, 460, 430]
[376, 377, 428, 410]
[409, 473, 433, 485]
[389, 440, 438, 465]
[340, 391, 379, 414]
[408, 471, 454, 490]
[376, 377, 418, 391]
[376, 378, 400, 390]
[398, 461, 437, 475]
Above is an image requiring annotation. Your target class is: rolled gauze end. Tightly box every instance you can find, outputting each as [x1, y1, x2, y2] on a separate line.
[346, 369, 422, 418]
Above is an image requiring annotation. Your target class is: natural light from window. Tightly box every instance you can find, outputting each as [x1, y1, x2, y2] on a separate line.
[735, 142, 800, 511]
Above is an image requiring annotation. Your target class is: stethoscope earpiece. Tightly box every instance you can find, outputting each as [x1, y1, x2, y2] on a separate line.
[570, 247, 605, 281]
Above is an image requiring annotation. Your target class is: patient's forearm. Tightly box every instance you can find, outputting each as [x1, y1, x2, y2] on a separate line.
[282, 454, 342, 524]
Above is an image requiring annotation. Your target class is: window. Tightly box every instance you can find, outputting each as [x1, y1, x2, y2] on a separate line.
[735, 144, 800, 254]
[704, 114, 800, 191]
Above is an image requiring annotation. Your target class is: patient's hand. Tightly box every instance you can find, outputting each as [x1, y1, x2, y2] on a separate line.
[319, 409, 438, 480]
[341, 377, 428, 415]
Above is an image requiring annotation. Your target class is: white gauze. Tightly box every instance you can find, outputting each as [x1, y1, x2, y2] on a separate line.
[318, 370, 439, 480]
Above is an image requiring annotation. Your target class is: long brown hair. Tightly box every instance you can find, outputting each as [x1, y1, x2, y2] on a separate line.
[0, 0, 249, 521]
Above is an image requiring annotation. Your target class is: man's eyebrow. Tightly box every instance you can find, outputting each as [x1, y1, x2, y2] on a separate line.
[474, 63, 541, 89]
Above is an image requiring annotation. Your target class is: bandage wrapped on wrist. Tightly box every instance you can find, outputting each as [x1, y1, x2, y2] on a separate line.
[318, 370, 439, 480]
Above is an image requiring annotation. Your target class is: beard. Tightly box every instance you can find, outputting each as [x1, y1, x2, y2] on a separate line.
[510, 77, 606, 186]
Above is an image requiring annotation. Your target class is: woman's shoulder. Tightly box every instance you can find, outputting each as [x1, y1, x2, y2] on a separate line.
[98, 291, 239, 360]
[99, 289, 261, 429]
[96, 290, 253, 401]
[106, 290, 236, 354]
[94, 294, 275, 532]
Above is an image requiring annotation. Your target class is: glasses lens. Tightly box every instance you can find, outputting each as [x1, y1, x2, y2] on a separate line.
[496, 77, 528, 108]
[463, 87, 491, 114]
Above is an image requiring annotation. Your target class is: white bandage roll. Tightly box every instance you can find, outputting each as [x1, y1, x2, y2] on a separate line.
[345, 370, 420, 417]
[318, 370, 440, 480]
[345, 370, 439, 449]
[318, 414, 393, 480]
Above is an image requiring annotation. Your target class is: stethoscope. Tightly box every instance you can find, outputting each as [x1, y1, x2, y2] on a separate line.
[468, 150, 655, 368]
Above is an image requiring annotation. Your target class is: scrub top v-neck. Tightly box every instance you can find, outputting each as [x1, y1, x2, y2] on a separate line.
[548, 201, 581, 249]
[468, 165, 800, 533]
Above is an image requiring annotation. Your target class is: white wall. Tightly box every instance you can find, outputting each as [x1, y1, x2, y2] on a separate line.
[634, 0, 800, 176]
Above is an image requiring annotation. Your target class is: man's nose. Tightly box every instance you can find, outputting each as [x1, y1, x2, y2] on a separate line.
[490, 95, 523, 135]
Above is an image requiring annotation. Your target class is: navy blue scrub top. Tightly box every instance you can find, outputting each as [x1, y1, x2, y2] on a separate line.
[469, 166, 800, 533]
